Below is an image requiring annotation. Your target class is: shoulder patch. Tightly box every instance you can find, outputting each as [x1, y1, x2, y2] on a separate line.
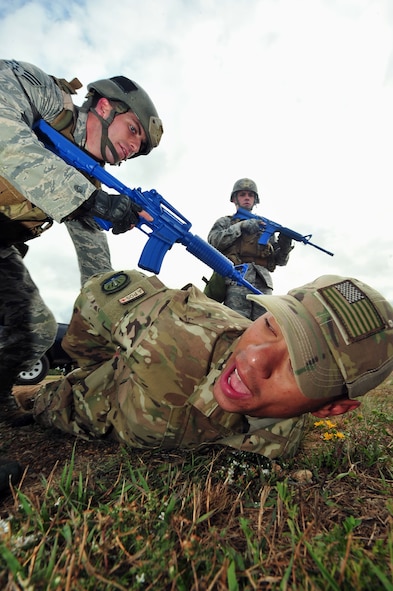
[101, 272, 130, 294]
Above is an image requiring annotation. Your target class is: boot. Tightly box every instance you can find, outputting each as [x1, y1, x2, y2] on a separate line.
[0, 459, 23, 495]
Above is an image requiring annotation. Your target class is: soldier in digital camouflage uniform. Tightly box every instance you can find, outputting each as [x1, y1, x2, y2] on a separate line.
[14, 269, 393, 461]
[207, 178, 294, 320]
[0, 58, 163, 403]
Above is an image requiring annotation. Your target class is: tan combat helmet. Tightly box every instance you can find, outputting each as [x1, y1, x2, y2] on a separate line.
[84, 76, 163, 161]
[230, 178, 259, 204]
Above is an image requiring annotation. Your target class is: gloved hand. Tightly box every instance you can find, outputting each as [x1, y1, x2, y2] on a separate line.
[277, 233, 293, 254]
[83, 190, 142, 235]
[241, 218, 263, 235]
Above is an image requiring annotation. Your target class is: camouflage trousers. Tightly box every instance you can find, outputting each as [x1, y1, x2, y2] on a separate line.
[225, 264, 273, 321]
[0, 246, 57, 390]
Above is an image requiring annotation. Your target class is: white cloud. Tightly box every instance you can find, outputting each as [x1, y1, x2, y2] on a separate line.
[1, 0, 392, 323]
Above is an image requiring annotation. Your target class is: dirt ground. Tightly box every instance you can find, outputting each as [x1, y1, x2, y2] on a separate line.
[0, 381, 121, 511]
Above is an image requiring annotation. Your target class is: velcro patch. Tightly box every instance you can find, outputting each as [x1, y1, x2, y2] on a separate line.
[118, 287, 146, 304]
[101, 272, 130, 294]
[319, 280, 385, 341]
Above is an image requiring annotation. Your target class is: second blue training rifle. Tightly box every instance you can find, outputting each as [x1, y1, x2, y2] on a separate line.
[34, 119, 262, 295]
[233, 208, 334, 257]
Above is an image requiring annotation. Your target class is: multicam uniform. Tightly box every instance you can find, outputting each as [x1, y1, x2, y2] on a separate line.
[208, 215, 292, 320]
[33, 270, 305, 459]
[0, 59, 113, 390]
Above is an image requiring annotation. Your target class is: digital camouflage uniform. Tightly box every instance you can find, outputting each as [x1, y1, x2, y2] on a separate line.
[65, 219, 113, 285]
[208, 215, 292, 320]
[33, 270, 306, 459]
[0, 59, 113, 390]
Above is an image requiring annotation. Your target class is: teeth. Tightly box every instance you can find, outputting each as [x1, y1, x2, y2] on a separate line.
[229, 368, 241, 386]
[228, 367, 250, 395]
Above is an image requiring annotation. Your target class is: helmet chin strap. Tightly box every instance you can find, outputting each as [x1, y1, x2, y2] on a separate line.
[90, 107, 119, 163]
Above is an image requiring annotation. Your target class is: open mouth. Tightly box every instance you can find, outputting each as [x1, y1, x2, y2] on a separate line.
[221, 364, 252, 400]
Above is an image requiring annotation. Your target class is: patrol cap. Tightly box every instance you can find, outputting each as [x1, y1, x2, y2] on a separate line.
[230, 178, 259, 204]
[248, 276, 393, 400]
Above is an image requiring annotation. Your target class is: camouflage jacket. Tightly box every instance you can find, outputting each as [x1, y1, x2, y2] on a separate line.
[33, 269, 306, 459]
[208, 215, 292, 289]
[0, 59, 94, 230]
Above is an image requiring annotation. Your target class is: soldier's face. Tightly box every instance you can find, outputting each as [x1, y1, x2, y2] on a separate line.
[213, 312, 322, 418]
[86, 98, 147, 164]
[235, 191, 256, 211]
[106, 111, 147, 163]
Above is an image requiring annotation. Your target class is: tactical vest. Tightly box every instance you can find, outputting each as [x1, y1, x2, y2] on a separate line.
[222, 217, 276, 271]
[0, 76, 96, 246]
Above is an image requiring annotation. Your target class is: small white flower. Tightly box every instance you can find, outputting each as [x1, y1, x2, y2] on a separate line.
[0, 518, 10, 536]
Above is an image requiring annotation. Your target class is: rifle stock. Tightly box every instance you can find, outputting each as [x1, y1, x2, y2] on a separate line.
[34, 119, 263, 294]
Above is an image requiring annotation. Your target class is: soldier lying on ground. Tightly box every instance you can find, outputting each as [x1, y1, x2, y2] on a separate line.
[12, 269, 393, 464]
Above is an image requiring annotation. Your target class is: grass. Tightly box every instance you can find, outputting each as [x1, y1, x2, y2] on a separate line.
[0, 378, 392, 590]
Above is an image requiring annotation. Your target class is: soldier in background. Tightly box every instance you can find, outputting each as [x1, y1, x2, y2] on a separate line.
[13, 269, 393, 464]
[0, 58, 163, 403]
[207, 178, 293, 320]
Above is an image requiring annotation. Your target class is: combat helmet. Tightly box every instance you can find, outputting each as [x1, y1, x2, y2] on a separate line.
[230, 178, 259, 204]
[84, 75, 163, 161]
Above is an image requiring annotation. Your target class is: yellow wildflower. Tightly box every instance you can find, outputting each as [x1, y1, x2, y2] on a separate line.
[322, 432, 334, 441]
[325, 419, 337, 429]
[314, 420, 325, 427]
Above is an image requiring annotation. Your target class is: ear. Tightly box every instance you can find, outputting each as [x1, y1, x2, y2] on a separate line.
[95, 97, 112, 118]
[311, 398, 361, 418]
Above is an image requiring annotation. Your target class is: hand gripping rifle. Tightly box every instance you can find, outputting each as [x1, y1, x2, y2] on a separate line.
[34, 119, 263, 294]
[233, 207, 334, 257]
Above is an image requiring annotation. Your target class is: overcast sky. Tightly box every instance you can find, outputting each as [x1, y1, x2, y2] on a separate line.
[1, 0, 392, 322]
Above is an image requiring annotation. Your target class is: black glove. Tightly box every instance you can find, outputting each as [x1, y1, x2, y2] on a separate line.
[83, 190, 142, 235]
[277, 233, 293, 254]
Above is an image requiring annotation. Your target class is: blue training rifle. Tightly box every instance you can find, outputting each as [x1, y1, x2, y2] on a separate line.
[34, 119, 262, 294]
[233, 208, 334, 257]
